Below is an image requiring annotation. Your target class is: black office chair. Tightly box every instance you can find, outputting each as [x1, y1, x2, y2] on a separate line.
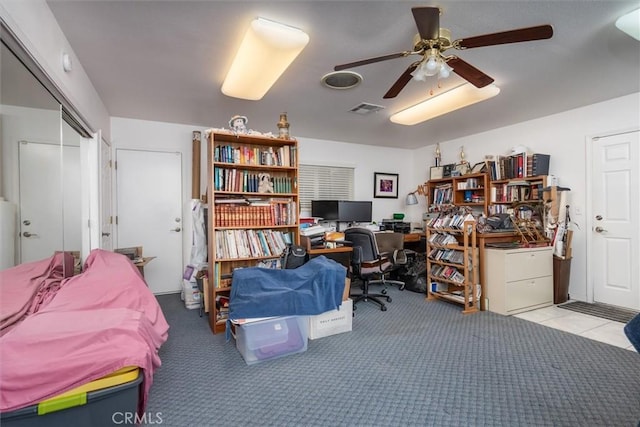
[345, 228, 405, 311]
[374, 232, 409, 290]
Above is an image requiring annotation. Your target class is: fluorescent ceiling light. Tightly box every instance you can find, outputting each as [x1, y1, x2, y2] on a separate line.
[615, 8, 640, 41]
[390, 83, 500, 126]
[221, 18, 309, 100]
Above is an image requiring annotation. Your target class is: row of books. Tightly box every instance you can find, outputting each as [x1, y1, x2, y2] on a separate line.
[432, 184, 453, 205]
[488, 204, 510, 215]
[437, 284, 482, 304]
[426, 213, 475, 229]
[428, 248, 464, 264]
[214, 229, 292, 260]
[490, 182, 544, 203]
[455, 177, 482, 190]
[213, 201, 297, 227]
[430, 264, 465, 284]
[214, 144, 297, 167]
[486, 153, 550, 181]
[427, 233, 458, 246]
[213, 168, 294, 193]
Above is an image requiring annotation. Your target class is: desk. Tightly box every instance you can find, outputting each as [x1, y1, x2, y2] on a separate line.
[403, 232, 426, 253]
[133, 256, 156, 278]
[403, 232, 423, 243]
[308, 246, 352, 269]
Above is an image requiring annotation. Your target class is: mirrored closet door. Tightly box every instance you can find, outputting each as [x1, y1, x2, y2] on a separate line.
[1, 32, 84, 272]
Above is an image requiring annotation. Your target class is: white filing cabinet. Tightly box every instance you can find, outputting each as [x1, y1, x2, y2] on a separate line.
[483, 246, 553, 315]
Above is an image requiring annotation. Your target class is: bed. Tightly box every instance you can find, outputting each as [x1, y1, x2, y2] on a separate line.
[0, 249, 169, 424]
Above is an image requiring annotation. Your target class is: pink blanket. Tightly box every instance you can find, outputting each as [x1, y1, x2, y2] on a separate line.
[0, 249, 169, 415]
[0, 252, 73, 336]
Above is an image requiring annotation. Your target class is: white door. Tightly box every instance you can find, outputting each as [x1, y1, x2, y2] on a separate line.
[115, 149, 183, 294]
[591, 130, 640, 310]
[19, 141, 81, 263]
[100, 138, 113, 250]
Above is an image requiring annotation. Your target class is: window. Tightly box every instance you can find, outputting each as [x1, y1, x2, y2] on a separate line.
[298, 164, 354, 215]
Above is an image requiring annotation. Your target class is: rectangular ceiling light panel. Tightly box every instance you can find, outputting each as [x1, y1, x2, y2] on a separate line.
[615, 8, 640, 41]
[221, 18, 309, 100]
[390, 84, 500, 126]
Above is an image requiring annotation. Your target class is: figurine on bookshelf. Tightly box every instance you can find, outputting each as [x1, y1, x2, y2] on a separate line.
[228, 115, 249, 134]
[258, 172, 274, 193]
[434, 143, 442, 166]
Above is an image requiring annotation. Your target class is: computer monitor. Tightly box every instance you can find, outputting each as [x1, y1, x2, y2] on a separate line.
[311, 200, 339, 220]
[338, 201, 372, 223]
[311, 200, 372, 223]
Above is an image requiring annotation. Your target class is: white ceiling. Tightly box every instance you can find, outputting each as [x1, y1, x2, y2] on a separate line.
[46, 1, 640, 149]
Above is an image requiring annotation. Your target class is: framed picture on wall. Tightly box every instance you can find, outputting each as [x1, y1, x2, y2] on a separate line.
[373, 172, 399, 198]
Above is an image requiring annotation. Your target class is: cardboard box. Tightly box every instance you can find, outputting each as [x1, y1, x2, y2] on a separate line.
[343, 277, 351, 301]
[308, 298, 353, 340]
[234, 316, 308, 365]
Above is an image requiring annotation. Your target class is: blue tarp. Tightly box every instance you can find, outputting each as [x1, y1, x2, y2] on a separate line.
[228, 256, 347, 320]
[624, 313, 640, 353]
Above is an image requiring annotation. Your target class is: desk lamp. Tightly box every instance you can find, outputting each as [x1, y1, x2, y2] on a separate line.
[406, 183, 428, 205]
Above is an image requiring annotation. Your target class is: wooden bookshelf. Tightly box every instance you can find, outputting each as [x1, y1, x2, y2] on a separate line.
[426, 218, 479, 314]
[207, 131, 299, 334]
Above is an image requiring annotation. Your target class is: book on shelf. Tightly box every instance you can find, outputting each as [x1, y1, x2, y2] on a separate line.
[527, 153, 550, 176]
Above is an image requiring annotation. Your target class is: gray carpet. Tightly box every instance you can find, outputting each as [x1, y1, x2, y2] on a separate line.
[146, 288, 640, 427]
[558, 301, 639, 324]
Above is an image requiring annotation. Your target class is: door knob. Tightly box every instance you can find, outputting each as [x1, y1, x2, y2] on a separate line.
[22, 231, 38, 238]
[102, 232, 111, 237]
[171, 227, 181, 232]
[595, 226, 607, 233]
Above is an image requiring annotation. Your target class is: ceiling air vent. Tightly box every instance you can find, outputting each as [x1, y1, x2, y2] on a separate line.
[349, 102, 385, 115]
[321, 71, 362, 89]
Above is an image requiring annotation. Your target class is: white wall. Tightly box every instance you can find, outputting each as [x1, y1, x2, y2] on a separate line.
[112, 93, 639, 303]
[298, 137, 416, 225]
[0, 0, 110, 139]
[409, 92, 640, 303]
[110, 118, 417, 267]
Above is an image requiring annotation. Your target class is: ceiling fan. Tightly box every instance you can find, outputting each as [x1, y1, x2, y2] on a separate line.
[334, 7, 553, 99]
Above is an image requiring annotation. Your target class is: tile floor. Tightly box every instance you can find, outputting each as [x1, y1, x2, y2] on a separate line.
[514, 303, 636, 351]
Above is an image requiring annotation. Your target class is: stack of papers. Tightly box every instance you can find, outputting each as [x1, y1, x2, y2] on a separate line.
[300, 225, 326, 237]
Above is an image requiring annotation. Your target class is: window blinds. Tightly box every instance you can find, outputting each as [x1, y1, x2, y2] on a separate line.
[298, 164, 354, 215]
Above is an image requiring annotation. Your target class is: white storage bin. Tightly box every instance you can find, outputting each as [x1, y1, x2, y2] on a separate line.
[234, 316, 308, 365]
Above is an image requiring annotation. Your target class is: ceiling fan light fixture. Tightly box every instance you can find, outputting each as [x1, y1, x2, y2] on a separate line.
[390, 83, 500, 125]
[615, 8, 640, 41]
[425, 55, 438, 72]
[221, 17, 309, 100]
[438, 61, 453, 79]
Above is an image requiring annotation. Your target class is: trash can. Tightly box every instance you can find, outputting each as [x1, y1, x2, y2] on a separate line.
[553, 256, 572, 304]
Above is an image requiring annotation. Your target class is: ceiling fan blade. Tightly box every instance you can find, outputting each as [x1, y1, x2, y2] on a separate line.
[447, 57, 494, 88]
[383, 63, 419, 99]
[412, 7, 440, 40]
[334, 52, 408, 71]
[457, 25, 553, 49]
